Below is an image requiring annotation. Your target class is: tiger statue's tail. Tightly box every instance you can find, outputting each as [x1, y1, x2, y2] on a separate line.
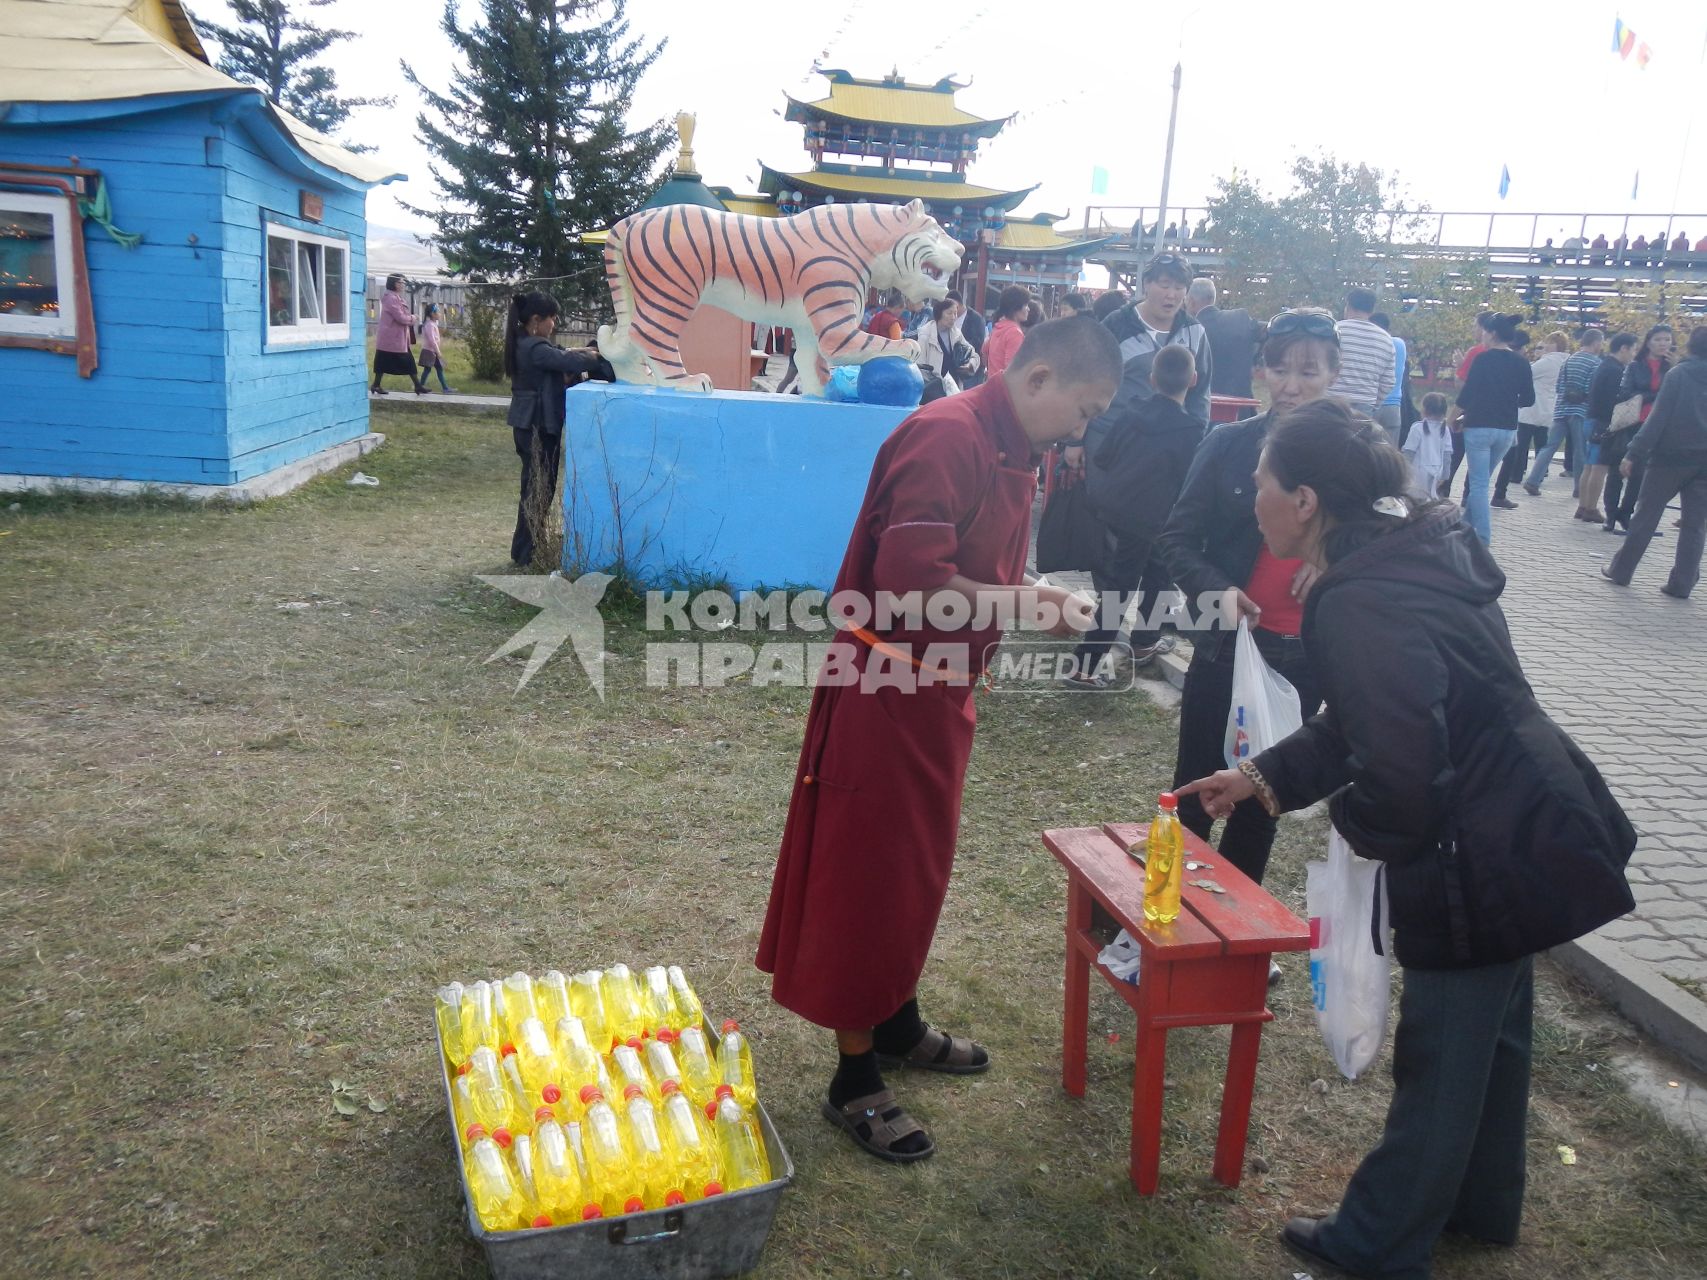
[597, 213, 713, 393]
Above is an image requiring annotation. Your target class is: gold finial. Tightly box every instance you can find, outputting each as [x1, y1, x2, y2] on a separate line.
[674, 112, 699, 178]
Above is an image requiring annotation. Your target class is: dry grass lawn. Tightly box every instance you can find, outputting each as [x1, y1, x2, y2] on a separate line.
[2, 406, 1704, 1279]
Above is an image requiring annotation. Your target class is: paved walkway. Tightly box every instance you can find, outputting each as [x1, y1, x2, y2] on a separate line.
[1489, 472, 1706, 991]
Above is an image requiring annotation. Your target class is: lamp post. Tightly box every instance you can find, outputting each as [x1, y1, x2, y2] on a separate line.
[1149, 60, 1182, 265]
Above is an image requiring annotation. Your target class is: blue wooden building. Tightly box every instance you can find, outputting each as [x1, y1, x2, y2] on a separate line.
[0, 0, 402, 493]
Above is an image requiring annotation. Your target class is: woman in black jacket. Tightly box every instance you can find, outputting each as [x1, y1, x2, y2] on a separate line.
[1448, 312, 1534, 543]
[505, 291, 615, 566]
[1603, 324, 1674, 532]
[1180, 400, 1635, 1280]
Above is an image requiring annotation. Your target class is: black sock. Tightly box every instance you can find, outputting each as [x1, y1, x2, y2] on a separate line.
[871, 998, 927, 1057]
[828, 1049, 885, 1107]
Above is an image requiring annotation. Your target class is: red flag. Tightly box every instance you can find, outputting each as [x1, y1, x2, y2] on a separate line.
[1636, 41, 1652, 69]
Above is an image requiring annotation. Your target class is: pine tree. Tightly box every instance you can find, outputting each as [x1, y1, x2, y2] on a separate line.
[202, 0, 393, 143]
[403, 0, 671, 310]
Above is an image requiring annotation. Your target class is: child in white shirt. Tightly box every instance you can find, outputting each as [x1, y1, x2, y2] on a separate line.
[1404, 391, 1452, 498]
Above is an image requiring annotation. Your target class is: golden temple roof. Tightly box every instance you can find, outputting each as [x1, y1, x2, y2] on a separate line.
[995, 214, 1117, 256]
[785, 68, 1008, 136]
[760, 164, 1034, 210]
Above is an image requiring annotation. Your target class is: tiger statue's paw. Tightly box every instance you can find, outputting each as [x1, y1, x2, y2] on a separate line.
[667, 373, 715, 393]
[893, 339, 921, 363]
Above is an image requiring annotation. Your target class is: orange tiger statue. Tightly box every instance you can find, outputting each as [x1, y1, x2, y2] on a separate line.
[598, 198, 963, 397]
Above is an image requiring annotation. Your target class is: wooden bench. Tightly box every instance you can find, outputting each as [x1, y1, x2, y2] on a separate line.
[1042, 822, 1310, 1195]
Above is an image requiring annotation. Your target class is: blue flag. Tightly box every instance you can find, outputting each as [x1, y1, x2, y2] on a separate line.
[1090, 166, 1110, 196]
[1498, 165, 1511, 200]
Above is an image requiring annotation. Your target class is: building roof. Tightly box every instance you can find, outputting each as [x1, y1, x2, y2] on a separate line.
[0, 0, 400, 187]
[759, 163, 1035, 212]
[785, 68, 1008, 138]
[997, 213, 1117, 256]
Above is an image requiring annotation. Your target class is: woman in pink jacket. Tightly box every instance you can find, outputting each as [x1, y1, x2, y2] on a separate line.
[371, 274, 423, 395]
[980, 285, 1033, 378]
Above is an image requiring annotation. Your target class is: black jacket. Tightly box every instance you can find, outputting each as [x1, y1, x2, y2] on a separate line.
[1156, 411, 1271, 642]
[1628, 357, 1707, 466]
[1083, 395, 1205, 543]
[1194, 305, 1256, 399]
[1455, 347, 1534, 429]
[1587, 354, 1627, 424]
[1620, 354, 1673, 417]
[1251, 510, 1636, 970]
[507, 336, 613, 434]
[1094, 303, 1214, 429]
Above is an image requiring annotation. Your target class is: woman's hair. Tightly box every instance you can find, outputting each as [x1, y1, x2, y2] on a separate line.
[424, 302, 439, 319]
[997, 285, 1032, 321]
[1261, 307, 1341, 372]
[1021, 300, 1045, 329]
[1511, 329, 1531, 352]
[1263, 397, 1440, 565]
[1689, 326, 1707, 360]
[1484, 312, 1522, 345]
[1544, 330, 1570, 352]
[503, 290, 561, 377]
[1092, 290, 1127, 321]
[385, 273, 405, 291]
[930, 297, 957, 322]
[1634, 324, 1674, 363]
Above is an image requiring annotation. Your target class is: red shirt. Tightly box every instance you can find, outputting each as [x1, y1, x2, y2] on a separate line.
[1245, 547, 1305, 636]
[1456, 343, 1486, 383]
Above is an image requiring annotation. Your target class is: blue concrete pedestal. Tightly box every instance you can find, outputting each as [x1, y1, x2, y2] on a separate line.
[562, 384, 910, 590]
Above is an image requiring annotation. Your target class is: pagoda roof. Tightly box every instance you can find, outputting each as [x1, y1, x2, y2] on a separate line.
[785, 68, 1009, 138]
[997, 213, 1118, 256]
[759, 163, 1035, 212]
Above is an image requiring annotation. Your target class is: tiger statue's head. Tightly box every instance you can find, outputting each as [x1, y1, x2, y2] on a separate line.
[865, 200, 965, 305]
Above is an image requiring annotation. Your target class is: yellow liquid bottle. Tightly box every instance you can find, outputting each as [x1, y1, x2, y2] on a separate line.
[658, 1079, 723, 1200]
[600, 965, 646, 1046]
[467, 980, 502, 1057]
[675, 1026, 720, 1109]
[1142, 792, 1184, 925]
[466, 1045, 521, 1140]
[709, 1090, 771, 1190]
[535, 970, 573, 1030]
[577, 1086, 644, 1216]
[531, 1116, 593, 1225]
[620, 1085, 676, 1209]
[568, 971, 612, 1052]
[435, 982, 472, 1068]
[500, 972, 540, 1046]
[644, 1033, 684, 1096]
[610, 1042, 657, 1104]
[640, 966, 678, 1036]
[667, 966, 704, 1032]
[714, 1021, 758, 1110]
[465, 1134, 528, 1232]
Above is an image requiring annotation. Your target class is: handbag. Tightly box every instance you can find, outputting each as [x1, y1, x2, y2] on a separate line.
[1034, 465, 1108, 575]
[1607, 393, 1642, 434]
[1306, 826, 1392, 1080]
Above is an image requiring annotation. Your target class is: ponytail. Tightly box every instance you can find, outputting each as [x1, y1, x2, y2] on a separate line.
[1264, 398, 1448, 565]
[503, 290, 562, 378]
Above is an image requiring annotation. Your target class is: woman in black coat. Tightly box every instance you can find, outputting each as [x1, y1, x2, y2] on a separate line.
[1181, 399, 1635, 1280]
[1603, 324, 1674, 532]
[505, 291, 615, 566]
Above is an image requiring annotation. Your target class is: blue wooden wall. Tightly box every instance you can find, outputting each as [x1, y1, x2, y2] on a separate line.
[0, 99, 372, 486]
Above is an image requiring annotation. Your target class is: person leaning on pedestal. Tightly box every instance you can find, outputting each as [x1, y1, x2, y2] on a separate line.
[504, 291, 615, 567]
[1179, 400, 1635, 1280]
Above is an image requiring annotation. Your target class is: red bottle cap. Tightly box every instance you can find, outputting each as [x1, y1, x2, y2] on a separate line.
[660, 1079, 681, 1097]
[624, 1196, 645, 1214]
[500, 1042, 516, 1057]
[456, 1061, 471, 1076]
[704, 1181, 724, 1197]
[531, 1214, 552, 1229]
[714, 1084, 734, 1102]
[626, 1037, 643, 1051]
[704, 1101, 717, 1121]
[581, 1205, 603, 1221]
[721, 1019, 739, 1034]
[464, 1122, 487, 1143]
[492, 1128, 513, 1148]
[542, 1084, 562, 1104]
[1158, 792, 1178, 810]
[534, 1106, 554, 1123]
[665, 1190, 685, 1207]
[623, 1084, 644, 1101]
[578, 1084, 603, 1106]
[655, 1028, 676, 1044]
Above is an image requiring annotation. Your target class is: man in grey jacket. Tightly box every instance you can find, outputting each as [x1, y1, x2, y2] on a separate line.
[1602, 325, 1707, 598]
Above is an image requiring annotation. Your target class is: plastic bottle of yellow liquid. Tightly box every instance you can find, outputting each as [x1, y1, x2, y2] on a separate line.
[500, 972, 540, 1044]
[509, 1132, 552, 1229]
[644, 1032, 684, 1095]
[658, 1079, 723, 1201]
[667, 966, 704, 1031]
[468, 979, 502, 1056]
[552, 1016, 611, 1107]
[640, 966, 678, 1035]
[675, 1025, 720, 1108]
[709, 1089, 771, 1190]
[530, 1115, 593, 1225]
[465, 1133, 528, 1232]
[610, 1042, 657, 1104]
[467, 1046, 521, 1140]
[577, 1086, 644, 1216]
[600, 965, 646, 1045]
[714, 1021, 758, 1109]
[535, 970, 573, 1029]
[620, 1085, 678, 1209]
[569, 971, 612, 1051]
[435, 982, 474, 1067]
[501, 1054, 540, 1134]
[1143, 792, 1185, 925]
[513, 1017, 565, 1100]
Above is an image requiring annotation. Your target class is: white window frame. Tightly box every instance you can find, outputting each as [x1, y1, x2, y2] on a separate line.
[0, 191, 78, 340]
[264, 221, 351, 346]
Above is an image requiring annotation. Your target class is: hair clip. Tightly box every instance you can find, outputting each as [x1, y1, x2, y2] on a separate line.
[1372, 495, 1409, 518]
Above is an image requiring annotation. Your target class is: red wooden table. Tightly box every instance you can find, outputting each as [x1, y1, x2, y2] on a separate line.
[1042, 822, 1309, 1195]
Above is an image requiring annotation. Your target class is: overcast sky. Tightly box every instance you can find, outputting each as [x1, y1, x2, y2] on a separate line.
[210, 0, 1707, 245]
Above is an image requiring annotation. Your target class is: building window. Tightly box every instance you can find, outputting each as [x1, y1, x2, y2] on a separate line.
[265, 222, 351, 344]
[0, 192, 77, 340]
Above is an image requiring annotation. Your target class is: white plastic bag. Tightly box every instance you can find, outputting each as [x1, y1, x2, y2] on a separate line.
[1097, 929, 1142, 986]
[1223, 619, 1303, 768]
[1306, 826, 1392, 1080]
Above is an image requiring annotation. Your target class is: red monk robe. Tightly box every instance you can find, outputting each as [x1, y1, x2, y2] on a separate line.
[757, 376, 1040, 1029]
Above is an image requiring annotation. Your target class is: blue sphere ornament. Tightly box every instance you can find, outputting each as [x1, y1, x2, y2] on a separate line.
[856, 356, 925, 408]
[823, 364, 862, 402]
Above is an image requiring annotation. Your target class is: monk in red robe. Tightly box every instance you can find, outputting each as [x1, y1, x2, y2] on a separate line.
[757, 318, 1124, 1161]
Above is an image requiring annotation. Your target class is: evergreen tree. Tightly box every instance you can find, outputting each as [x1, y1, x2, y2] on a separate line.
[403, 0, 671, 309]
[203, 0, 393, 142]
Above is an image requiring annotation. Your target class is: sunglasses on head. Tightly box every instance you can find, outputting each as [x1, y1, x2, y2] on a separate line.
[1265, 310, 1340, 341]
[1143, 253, 1191, 281]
